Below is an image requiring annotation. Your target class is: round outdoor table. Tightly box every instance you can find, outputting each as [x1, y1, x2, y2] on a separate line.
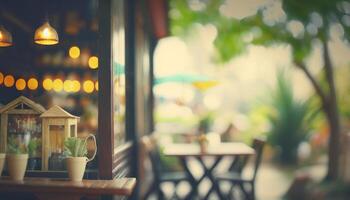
[163, 142, 255, 200]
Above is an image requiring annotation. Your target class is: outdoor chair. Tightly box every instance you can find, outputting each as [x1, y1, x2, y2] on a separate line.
[227, 137, 260, 175]
[143, 138, 190, 200]
[216, 138, 266, 200]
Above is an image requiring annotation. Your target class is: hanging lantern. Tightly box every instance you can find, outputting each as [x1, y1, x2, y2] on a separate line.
[34, 22, 58, 45]
[0, 25, 13, 47]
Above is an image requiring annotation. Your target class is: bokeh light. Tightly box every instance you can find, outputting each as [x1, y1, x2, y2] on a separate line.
[4, 75, 15, 87]
[43, 78, 53, 91]
[15, 78, 26, 91]
[27, 78, 38, 90]
[95, 81, 99, 91]
[72, 80, 81, 92]
[63, 80, 74, 92]
[0, 72, 3, 85]
[88, 56, 99, 69]
[53, 79, 63, 92]
[154, 83, 195, 103]
[203, 93, 221, 110]
[83, 80, 94, 93]
[69, 46, 80, 59]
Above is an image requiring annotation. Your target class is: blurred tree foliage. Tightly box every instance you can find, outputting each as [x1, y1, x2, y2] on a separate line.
[170, 0, 350, 181]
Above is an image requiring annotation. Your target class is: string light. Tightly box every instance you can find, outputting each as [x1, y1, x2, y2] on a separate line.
[72, 80, 81, 92]
[43, 78, 53, 91]
[95, 81, 99, 91]
[64, 80, 74, 92]
[0, 72, 3, 85]
[69, 46, 80, 59]
[53, 79, 63, 92]
[4, 75, 15, 87]
[27, 78, 38, 90]
[15, 78, 26, 91]
[88, 56, 98, 69]
[0, 73, 98, 95]
[83, 80, 94, 93]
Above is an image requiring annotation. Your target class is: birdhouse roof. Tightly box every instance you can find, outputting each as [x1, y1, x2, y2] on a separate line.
[40, 105, 79, 119]
[0, 96, 46, 114]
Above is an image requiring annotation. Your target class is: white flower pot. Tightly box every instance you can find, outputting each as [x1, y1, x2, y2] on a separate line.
[7, 154, 28, 181]
[66, 134, 97, 182]
[0, 153, 5, 176]
[66, 157, 88, 181]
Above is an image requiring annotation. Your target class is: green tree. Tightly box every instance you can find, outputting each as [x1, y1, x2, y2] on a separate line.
[170, 0, 350, 181]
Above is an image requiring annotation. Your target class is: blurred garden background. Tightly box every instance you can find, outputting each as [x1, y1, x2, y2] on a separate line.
[152, 0, 350, 199]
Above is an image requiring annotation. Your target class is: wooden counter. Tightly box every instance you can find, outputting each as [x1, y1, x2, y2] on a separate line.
[0, 177, 136, 200]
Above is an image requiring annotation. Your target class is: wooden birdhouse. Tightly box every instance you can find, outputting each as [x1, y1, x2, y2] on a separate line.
[40, 105, 79, 170]
[0, 96, 46, 157]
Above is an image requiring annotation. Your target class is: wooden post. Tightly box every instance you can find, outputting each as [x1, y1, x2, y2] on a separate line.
[64, 119, 70, 141]
[74, 120, 77, 137]
[98, 0, 114, 180]
[42, 119, 49, 171]
[0, 114, 8, 153]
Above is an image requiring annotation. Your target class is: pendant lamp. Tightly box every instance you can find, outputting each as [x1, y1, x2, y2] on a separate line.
[0, 25, 13, 47]
[34, 21, 58, 45]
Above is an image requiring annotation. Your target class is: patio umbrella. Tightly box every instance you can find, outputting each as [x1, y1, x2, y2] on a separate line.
[154, 73, 219, 103]
[113, 62, 125, 75]
[154, 74, 210, 85]
[192, 80, 219, 91]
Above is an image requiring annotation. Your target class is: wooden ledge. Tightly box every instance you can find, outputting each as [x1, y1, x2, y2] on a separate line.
[0, 177, 136, 199]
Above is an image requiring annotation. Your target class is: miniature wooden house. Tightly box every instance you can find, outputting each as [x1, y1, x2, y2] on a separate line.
[40, 105, 79, 170]
[0, 96, 46, 154]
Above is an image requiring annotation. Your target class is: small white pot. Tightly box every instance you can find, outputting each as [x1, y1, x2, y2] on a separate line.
[7, 154, 28, 181]
[66, 157, 88, 181]
[0, 153, 5, 176]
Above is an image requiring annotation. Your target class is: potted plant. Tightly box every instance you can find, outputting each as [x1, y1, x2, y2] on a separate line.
[27, 138, 41, 170]
[7, 136, 28, 181]
[0, 151, 5, 177]
[198, 112, 214, 134]
[64, 134, 96, 181]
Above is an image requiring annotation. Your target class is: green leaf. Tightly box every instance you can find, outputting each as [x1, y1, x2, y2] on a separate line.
[7, 135, 28, 154]
[27, 138, 41, 157]
[64, 137, 87, 157]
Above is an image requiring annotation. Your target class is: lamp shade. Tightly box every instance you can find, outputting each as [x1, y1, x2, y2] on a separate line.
[34, 22, 58, 45]
[0, 26, 13, 47]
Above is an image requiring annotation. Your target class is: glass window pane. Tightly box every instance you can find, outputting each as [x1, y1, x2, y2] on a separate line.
[48, 125, 65, 171]
[112, 0, 126, 148]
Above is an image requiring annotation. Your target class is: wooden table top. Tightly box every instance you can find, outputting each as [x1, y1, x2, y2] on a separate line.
[163, 142, 255, 157]
[0, 177, 136, 196]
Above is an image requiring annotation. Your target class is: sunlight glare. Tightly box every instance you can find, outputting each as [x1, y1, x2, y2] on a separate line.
[287, 20, 305, 38]
[154, 37, 195, 77]
[220, 0, 270, 20]
[203, 93, 221, 110]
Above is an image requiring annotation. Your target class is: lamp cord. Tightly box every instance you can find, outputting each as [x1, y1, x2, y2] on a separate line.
[43, 0, 49, 23]
[45, 10, 49, 23]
